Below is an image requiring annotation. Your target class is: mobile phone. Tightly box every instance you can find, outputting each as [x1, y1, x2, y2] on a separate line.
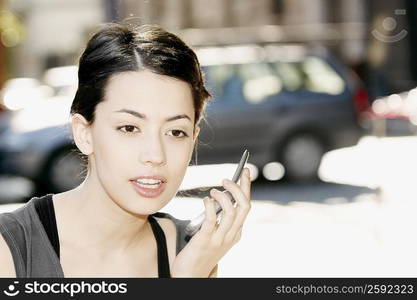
[184, 149, 250, 237]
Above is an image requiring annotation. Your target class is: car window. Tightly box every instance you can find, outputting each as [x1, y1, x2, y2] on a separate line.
[204, 62, 283, 105]
[203, 55, 345, 106]
[203, 65, 235, 100]
[273, 56, 345, 95]
[237, 63, 283, 104]
[301, 56, 345, 94]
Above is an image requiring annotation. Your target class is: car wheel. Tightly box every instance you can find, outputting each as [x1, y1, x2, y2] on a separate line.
[280, 133, 325, 181]
[44, 148, 86, 193]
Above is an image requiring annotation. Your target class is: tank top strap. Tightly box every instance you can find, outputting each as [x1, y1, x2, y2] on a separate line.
[33, 194, 60, 259]
[148, 214, 171, 278]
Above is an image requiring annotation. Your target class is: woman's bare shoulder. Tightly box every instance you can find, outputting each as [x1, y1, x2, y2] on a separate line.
[0, 233, 16, 277]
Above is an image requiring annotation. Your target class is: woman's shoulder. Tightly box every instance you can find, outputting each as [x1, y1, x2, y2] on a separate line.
[0, 210, 22, 278]
[0, 197, 40, 278]
[0, 194, 53, 258]
[0, 194, 50, 225]
[151, 212, 191, 256]
[0, 232, 16, 277]
[0, 199, 34, 229]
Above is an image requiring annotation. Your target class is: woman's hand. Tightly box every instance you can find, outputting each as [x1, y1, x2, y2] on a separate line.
[171, 168, 252, 277]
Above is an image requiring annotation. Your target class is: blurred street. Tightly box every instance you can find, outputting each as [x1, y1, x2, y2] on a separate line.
[1, 135, 417, 277]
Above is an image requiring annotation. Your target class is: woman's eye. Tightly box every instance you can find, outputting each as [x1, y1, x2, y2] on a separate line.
[117, 126, 188, 138]
[118, 125, 139, 134]
[169, 130, 189, 138]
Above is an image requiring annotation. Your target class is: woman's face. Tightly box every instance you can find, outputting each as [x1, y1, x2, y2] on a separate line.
[79, 70, 199, 215]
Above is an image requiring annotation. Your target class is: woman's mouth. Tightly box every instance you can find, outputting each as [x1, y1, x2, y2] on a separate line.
[130, 178, 166, 198]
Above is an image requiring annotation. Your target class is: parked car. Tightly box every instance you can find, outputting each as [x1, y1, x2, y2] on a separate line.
[0, 66, 81, 193]
[193, 44, 369, 181]
[0, 44, 368, 194]
[0, 95, 83, 193]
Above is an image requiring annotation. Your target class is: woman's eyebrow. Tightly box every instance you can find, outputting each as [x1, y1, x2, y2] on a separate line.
[114, 109, 192, 122]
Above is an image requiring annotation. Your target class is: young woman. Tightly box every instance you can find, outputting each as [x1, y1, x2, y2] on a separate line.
[0, 23, 251, 278]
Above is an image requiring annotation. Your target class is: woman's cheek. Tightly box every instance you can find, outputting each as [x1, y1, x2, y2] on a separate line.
[172, 140, 193, 163]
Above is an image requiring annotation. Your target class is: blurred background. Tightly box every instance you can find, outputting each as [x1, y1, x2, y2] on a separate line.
[0, 0, 416, 277]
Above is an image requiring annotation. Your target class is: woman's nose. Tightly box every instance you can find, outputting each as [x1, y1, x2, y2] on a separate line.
[140, 136, 166, 166]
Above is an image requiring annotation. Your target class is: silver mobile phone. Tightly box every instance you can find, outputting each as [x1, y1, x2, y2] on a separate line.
[184, 149, 250, 237]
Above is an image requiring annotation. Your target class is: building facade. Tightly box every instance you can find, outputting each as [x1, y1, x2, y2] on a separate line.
[3, 0, 415, 98]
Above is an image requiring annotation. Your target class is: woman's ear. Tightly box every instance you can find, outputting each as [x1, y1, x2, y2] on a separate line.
[71, 113, 93, 156]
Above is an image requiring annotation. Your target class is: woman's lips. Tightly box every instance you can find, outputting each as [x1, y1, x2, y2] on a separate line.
[130, 180, 166, 198]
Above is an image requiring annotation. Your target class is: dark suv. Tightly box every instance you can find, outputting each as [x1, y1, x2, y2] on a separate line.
[193, 44, 369, 181]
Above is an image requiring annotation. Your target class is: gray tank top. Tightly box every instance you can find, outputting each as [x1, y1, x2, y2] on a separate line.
[0, 195, 191, 277]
